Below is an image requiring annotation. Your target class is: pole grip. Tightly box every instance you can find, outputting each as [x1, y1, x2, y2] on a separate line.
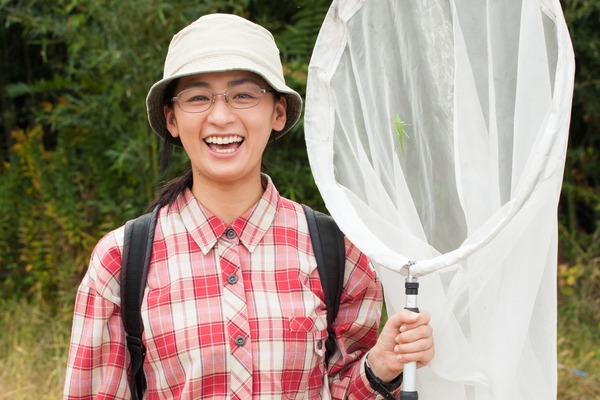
[401, 275, 419, 399]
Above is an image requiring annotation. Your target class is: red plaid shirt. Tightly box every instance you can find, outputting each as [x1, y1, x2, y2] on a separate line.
[64, 176, 383, 399]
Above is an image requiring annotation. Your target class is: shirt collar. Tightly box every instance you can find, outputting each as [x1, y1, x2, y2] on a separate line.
[172, 174, 280, 254]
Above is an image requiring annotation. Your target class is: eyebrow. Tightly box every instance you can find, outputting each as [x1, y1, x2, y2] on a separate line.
[182, 77, 263, 90]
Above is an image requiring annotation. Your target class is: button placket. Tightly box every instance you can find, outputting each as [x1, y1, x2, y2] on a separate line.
[217, 229, 252, 396]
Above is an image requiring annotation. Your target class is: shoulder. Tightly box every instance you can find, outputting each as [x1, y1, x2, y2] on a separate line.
[272, 196, 310, 232]
[277, 196, 305, 215]
[290, 201, 377, 285]
[80, 224, 126, 304]
[343, 236, 379, 291]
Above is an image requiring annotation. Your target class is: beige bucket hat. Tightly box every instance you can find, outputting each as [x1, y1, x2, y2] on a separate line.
[146, 13, 303, 146]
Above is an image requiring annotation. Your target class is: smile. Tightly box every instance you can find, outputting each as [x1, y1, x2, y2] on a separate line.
[204, 135, 244, 154]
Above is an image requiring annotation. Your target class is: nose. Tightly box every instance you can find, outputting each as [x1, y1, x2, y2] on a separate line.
[206, 93, 235, 124]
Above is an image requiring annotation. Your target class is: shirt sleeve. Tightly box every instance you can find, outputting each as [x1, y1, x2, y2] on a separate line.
[63, 230, 131, 400]
[327, 237, 385, 399]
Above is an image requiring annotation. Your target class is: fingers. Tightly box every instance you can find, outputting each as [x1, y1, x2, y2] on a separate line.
[383, 310, 434, 366]
[395, 327, 432, 352]
[369, 309, 435, 379]
[397, 340, 435, 367]
[394, 322, 435, 366]
[387, 309, 431, 330]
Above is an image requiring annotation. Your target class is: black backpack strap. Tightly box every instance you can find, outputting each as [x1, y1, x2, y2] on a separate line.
[120, 206, 159, 400]
[302, 204, 346, 366]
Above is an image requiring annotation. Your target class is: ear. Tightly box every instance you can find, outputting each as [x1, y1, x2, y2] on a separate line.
[271, 96, 287, 132]
[164, 104, 180, 138]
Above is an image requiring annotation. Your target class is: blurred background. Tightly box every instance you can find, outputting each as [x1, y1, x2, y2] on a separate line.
[0, 1, 597, 398]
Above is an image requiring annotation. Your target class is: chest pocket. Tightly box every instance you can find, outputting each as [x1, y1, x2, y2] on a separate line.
[282, 316, 328, 398]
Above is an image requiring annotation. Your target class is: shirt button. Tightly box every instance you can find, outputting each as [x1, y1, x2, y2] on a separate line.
[317, 339, 323, 350]
[235, 335, 246, 347]
[225, 228, 236, 239]
[227, 274, 239, 284]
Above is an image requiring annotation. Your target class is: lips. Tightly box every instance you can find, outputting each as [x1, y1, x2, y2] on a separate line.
[204, 135, 244, 154]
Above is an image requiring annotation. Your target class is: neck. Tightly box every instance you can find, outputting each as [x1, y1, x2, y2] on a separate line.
[191, 173, 265, 224]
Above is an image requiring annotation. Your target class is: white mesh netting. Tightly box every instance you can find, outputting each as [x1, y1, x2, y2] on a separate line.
[305, 0, 574, 398]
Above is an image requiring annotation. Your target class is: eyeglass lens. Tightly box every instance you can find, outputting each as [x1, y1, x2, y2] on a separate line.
[174, 83, 267, 113]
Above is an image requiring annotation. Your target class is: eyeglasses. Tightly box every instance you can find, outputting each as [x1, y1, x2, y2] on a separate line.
[171, 83, 274, 113]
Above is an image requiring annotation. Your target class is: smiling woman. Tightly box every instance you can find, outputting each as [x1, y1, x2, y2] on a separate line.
[160, 70, 288, 219]
[63, 13, 434, 400]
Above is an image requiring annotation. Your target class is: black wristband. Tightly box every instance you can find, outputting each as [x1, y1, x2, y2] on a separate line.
[364, 355, 403, 400]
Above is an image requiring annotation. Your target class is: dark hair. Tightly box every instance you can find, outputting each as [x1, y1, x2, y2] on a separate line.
[150, 79, 193, 209]
[150, 160, 193, 209]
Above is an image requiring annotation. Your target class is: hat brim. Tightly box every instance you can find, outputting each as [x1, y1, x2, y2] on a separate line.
[146, 56, 303, 147]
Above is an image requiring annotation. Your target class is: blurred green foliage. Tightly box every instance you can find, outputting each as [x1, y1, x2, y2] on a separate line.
[0, 0, 329, 301]
[0, 1, 598, 322]
[559, 0, 600, 332]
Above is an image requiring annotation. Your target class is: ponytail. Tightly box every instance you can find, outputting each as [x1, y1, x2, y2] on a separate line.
[149, 78, 194, 209]
[151, 165, 193, 209]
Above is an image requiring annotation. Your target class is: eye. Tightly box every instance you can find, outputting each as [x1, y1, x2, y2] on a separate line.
[231, 90, 259, 100]
[189, 95, 209, 102]
[182, 89, 211, 103]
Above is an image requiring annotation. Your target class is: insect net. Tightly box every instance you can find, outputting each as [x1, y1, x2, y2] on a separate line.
[304, 0, 574, 398]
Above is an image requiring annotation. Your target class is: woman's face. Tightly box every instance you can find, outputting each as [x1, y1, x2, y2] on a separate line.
[164, 70, 287, 189]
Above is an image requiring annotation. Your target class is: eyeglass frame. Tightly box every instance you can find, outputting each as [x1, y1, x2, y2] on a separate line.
[170, 83, 275, 114]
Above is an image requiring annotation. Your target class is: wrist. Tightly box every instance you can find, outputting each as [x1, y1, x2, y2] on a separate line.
[366, 349, 400, 383]
[364, 352, 403, 398]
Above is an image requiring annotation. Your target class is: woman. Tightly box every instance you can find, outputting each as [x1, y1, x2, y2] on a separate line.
[64, 13, 434, 399]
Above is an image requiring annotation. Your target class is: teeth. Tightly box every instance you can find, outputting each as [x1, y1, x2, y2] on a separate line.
[205, 136, 244, 145]
[214, 148, 237, 154]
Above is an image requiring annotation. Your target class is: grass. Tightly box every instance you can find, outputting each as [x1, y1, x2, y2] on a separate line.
[556, 292, 600, 399]
[0, 290, 597, 399]
[0, 300, 70, 400]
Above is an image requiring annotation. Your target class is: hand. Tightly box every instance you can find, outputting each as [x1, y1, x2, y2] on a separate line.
[367, 309, 434, 382]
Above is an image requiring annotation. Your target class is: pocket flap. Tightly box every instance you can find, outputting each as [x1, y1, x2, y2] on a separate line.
[288, 316, 316, 332]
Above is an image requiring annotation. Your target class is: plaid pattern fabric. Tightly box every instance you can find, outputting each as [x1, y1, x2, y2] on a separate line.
[64, 176, 383, 399]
